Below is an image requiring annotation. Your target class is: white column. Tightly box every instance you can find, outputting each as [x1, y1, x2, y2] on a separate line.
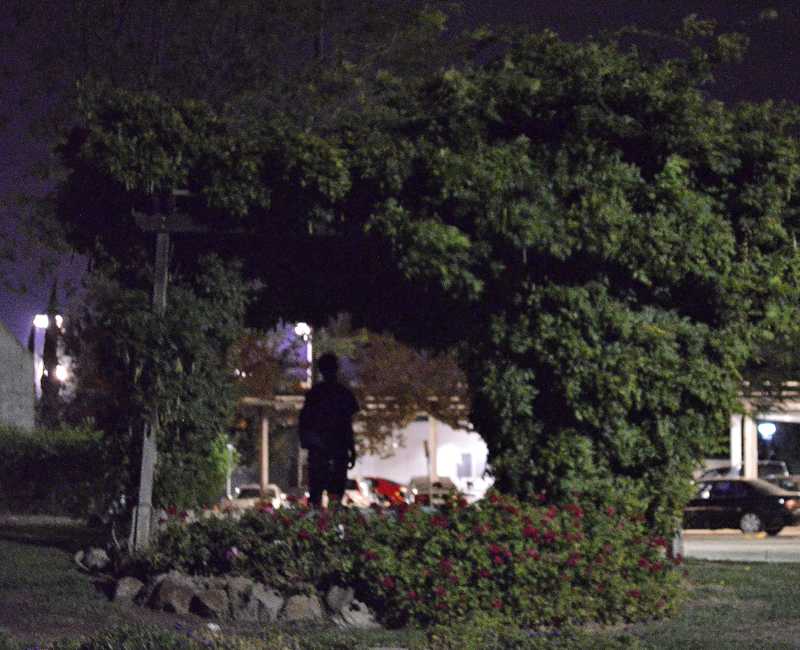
[259, 411, 269, 490]
[729, 414, 743, 474]
[743, 414, 758, 479]
[429, 417, 438, 480]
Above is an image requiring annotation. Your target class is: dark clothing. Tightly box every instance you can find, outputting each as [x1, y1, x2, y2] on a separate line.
[298, 381, 358, 454]
[298, 379, 358, 506]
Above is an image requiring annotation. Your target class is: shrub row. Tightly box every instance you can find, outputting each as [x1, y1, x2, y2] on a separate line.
[0, 424, 112, 517]
[142, 491, 684, 629]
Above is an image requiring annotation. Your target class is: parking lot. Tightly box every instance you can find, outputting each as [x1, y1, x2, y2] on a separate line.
[683, 526, 800, 562]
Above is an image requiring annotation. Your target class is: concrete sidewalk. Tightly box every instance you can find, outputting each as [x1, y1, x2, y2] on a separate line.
[683, 528, 800, 562]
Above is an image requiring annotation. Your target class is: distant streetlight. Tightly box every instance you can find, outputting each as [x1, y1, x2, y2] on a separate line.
[294, 322, 312, 388]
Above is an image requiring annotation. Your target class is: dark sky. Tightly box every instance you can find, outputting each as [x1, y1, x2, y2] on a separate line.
[1, 1, 798, 345]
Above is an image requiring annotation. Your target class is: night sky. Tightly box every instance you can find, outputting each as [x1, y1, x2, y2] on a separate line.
[1, 1, 798, 345]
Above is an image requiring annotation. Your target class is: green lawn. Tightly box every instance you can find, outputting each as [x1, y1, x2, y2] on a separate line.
[2, 519, 800, 649]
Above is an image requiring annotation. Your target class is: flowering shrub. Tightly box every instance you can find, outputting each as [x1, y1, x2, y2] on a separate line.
[143, 492, 683, 628]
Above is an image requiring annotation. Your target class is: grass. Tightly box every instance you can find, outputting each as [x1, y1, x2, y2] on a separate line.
[1, 519, 800, 648]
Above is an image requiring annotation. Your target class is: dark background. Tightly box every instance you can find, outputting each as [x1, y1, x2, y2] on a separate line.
[1, 1, 798, 344]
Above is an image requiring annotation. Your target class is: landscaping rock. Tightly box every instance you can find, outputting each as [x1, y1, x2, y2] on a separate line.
[331, 599, 382, 630]
[325, 585, 355, 614]
[112, 576, 144, 603]
[83, 547, 111, 572]
[150, 575, 196, 615]
[74, 547, 111, 572]
[250, 583, 284, 623]
[191, 588, 229, 619]
[282, 594, 324, 622]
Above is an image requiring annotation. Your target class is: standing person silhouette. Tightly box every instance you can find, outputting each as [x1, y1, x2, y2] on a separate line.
[298, 353, 359, 508]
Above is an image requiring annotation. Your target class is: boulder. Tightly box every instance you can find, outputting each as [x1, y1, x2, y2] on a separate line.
[222, 576, 283, 622]
[325, 585, 355, 614]
[150, 575, 196, 615]
[113, 576, 144, 603]
[331, 599, 382, 630]
[191, 588, 229, 620]
[83, 547, 111, 572]
[282, 594, 324, 622]
[74, 547, 111, 572]
[250, 583, 284, 623]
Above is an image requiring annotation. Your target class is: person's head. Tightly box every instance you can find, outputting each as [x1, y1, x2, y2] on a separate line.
[317, 353, 339, 381]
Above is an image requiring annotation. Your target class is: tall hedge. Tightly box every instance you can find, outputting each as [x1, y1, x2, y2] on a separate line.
[0, 424, 111, 516]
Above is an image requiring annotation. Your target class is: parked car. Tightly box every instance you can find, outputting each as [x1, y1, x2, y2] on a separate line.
[364, 477, 409, 506]
[342, 478, 376, 508]
[697, 460, 789, 481]
[223, 483, 285, 510]
[683, 478, 800, 535]
[408, 476, 461, 506]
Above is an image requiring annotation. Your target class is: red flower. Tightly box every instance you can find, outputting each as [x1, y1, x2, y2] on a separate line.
[523, 525, 540, 540]
[492, 599, 503, 609]
[488, 543, 503, 556]
[488, 493, 500, 504]
[479, 568, 491, 578]
[298, 529, 311, 541]
[638, 558, 650, 569]
[651, 536, 668, 548]
[565, 503, 583, 519]
[407, 590, 418, 600]
[566, 553, 581, 567]
[545, 505, 558, 520]
[627, 589, 641, 599]
[493, 555, 505, 566]
[527, 548, 540, 560]
[597, 583, 605, 593]
[474, 523, 491, 535]
[432, 515, 449, 529]
[606, 506, 616, 516]
[537, 491, 547, 503]
[434, 585, 446, 597]
[504, 504, 519, 515]
[449, 574, 460, 585]
[382, 576, 395, 590]
[439, 558, 453, 574]
[672, 553, 684, 566]
[543, 530, 557, 544]
[363, 549, 378, 561]
[650, 561, 664, 573]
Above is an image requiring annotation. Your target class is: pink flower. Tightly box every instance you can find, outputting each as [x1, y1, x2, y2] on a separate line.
[439, 558, 453, 574]
[382, 576, 395, 590]
[434, 585, 446, 597]
[407, 590, 418, 600]
[492, 599, 503, 609]
[537, 491, 547, 503]
[527, 548, 540, 560]
[606, 506, 616, 516]
[298, 529, 311, 541]
[493, 555, 505, 566]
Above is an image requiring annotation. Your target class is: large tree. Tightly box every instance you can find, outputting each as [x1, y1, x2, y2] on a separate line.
[56, 20, 800, 532]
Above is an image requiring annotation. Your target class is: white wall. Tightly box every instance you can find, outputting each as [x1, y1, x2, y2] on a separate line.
[352, 416, 494, 499]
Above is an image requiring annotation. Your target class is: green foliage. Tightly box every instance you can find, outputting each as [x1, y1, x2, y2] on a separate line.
[65, 256, 248, 510]
[53, 21, 800, 539]
[0, 424, 111, 517]
[143, 494, 683, 629]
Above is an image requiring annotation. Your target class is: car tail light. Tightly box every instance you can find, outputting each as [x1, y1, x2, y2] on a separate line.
[784, 498, 800, 511]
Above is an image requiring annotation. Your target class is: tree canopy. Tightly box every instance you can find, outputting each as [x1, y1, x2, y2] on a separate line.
[54, 18, 800, 530]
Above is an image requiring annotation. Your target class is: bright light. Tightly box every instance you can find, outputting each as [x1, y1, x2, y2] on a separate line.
[758, 422, 777, 440]
[294, 322, 311, 338]
[33, 314, 64, 329]
[54, 365, 68, 382]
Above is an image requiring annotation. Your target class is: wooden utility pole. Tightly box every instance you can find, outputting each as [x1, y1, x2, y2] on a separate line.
[130, 192, 209, 550]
